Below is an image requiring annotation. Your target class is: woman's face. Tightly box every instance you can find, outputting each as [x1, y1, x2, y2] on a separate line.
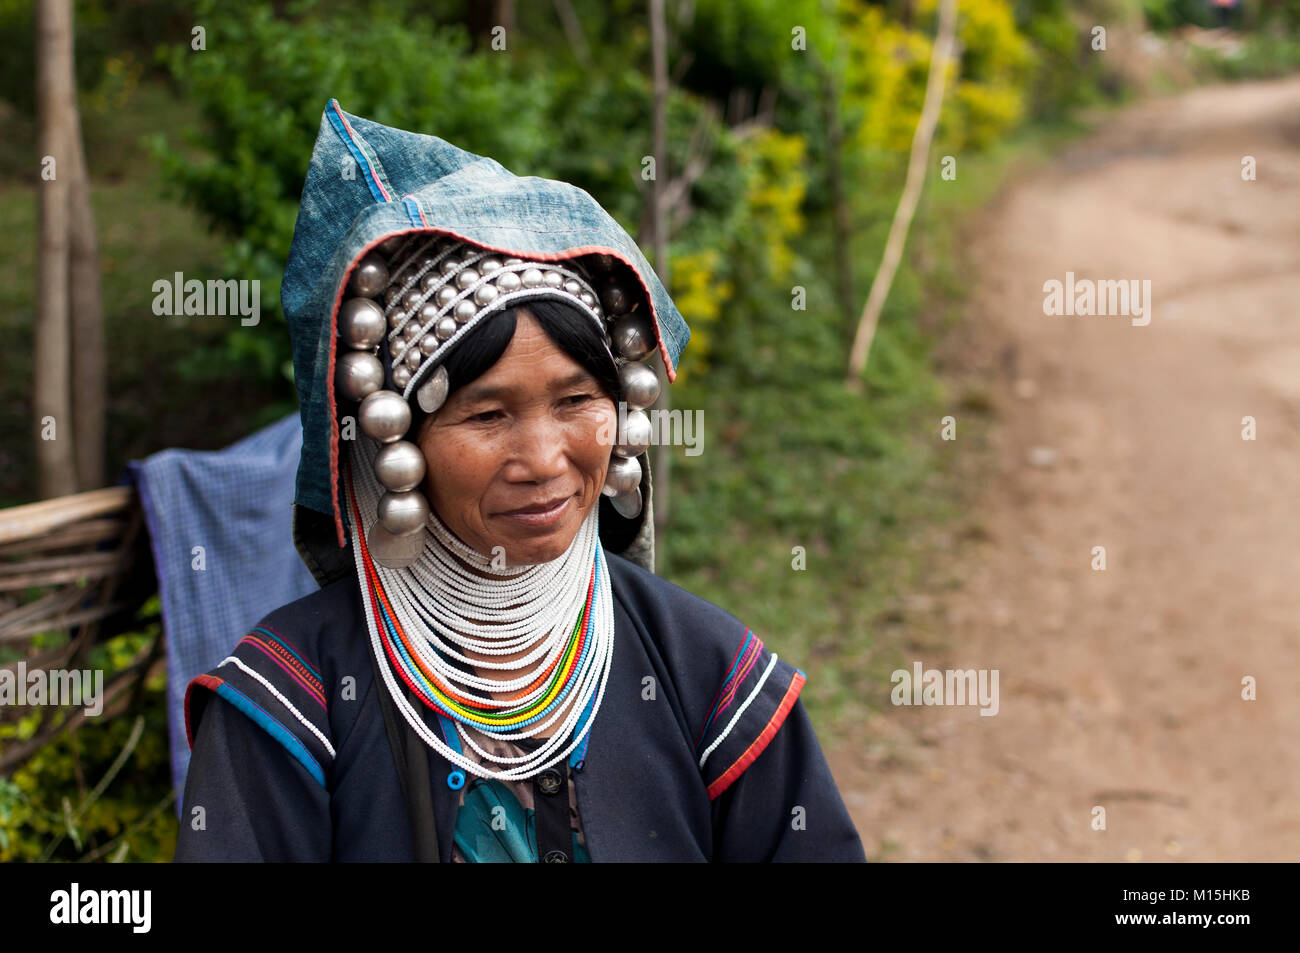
[416, 309, 617, 566]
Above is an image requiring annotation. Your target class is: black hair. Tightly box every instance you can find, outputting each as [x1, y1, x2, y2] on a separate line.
[415, 297, 621, 428]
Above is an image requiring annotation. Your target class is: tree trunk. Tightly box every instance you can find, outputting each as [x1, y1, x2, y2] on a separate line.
[67, 75, 105, 492]
[34, 0, 78, 499]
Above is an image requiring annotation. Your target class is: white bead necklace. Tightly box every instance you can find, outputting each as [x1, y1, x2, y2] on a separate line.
[346, 436, 615, 781]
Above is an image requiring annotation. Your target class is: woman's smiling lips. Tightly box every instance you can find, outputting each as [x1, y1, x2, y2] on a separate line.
[496, 494, 575, 527]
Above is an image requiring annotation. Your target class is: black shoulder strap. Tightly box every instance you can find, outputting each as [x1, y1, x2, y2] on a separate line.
[367, 640, 441, 862]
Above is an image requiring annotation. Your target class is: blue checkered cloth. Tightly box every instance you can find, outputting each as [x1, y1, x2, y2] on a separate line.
[125, 413, 319, 804]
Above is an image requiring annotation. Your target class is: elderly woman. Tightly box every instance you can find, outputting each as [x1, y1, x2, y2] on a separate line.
[175, 102, 865, 863]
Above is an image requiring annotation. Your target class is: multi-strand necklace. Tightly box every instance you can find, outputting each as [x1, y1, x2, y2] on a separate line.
[345, 435, 614, 781]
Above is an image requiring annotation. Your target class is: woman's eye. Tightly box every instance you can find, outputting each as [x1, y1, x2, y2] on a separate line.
[469, 410, 501, 423]
[564, 393, 593, 406]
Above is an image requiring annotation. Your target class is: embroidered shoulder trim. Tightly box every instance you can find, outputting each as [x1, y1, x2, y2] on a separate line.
[694, 628, 806, 800]
[184, 626, 334, 789]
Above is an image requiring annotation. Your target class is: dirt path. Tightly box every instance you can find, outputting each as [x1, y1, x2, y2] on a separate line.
[831, 77, 1300, 862]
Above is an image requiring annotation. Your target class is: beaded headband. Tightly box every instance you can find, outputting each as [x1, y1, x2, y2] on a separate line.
[333, 233, 663, 569]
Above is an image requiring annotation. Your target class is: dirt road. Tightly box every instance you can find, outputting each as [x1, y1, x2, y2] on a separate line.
[832, 77, 1300, 862]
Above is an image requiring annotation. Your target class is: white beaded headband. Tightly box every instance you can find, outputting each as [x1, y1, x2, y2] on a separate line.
[333, 233, 662, 568]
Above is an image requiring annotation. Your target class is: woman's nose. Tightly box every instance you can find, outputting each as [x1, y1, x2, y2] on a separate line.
[507, 416, 570, 483]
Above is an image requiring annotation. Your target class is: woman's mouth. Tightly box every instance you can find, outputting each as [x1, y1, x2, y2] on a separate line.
[498, 495, 573, 528]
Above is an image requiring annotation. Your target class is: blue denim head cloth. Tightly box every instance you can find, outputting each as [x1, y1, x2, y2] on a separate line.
[281, 100, 690, 585]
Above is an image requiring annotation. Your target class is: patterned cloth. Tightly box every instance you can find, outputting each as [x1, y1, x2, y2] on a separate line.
[125, 413, 319, 802]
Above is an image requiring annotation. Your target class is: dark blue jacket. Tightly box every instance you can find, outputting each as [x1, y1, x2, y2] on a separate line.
[176, 550, 866, 862]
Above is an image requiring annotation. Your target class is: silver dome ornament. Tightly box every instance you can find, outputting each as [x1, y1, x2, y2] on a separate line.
[403, 320, 421, 341]
[377, 235, 407, 256]
[495, 271, 521, 293]
[521, 268, 544, 289]
[453, 299, 477, 323]
[401, 289, 422, 311]
[419, 334, 438, 356]
[563, 279, 581, 295]
[378, 489, 431, 536]
[479, 256, 502, 274]
[619, 361, 660, 410]
[374, 440, 427, 492]
[436, 316, 457, 340]
[473, 282, 499, 307]
[404, 347, 423, 369]
[439, 256, 462, 275]
[358, 390, 411, 443]
[611, 313, 655, 361]
[609, 485, 643, 520]
[348, 255, 389, 298]
[384, 286, 400, 307]
[578, 291, 596, 308]
[615, 408, 653, 457]
[454, 268, 479, 290]
[420, 271, 440, 292]
[436, 285, 457, 307]
[600, 281, 630, 315]
[417, 365, 450, 414]
[504, 257, 523, 265]
[392, 365, 412, 389]
[339, 298, 386, 350]
[543, 271, 563, 289]
[419, 300, 440, 324]
[367, 522, 425, 569]
[336, 351, 385, 401]
[603, 454, 642, 495]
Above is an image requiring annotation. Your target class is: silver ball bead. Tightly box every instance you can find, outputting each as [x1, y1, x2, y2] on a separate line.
[611, 314, 655, 361]
[439, 257, 462, 275]
[405, 347, 423, 369]
[401, 289, 422, 311]
[403, 320, 422, 340]
[455, 268, 480, 290]
[503, 257, 523, 265]
[473, 282, 499, 307]
[479, 257, 502, 274]
[521, 268, 544, 289]
[420, 301, 440, 325]
[495, 271, 521, 293]
[374, 440, 427, 492]
[454, 299, 477, 323]
[349, 255, 389, 298]
[578, 291, 596, 308]
[418, 255, 437, 272]
[436, 316, 458, 340]
[543, 270, 563, 289]
[600, 282, 630, 315]
[335, 351, 385, 401]
[562, 279, 581, 295]
[619, 361, 660, 410]
[358, 390, 411, 443]
[420, 271, 439, 292]
[615, 408, 653, 457]
[419, 334, 438, 355]
[392, 365, 412, 388]
[603, 455, 642, 494]
[378, 490, 430, 535]
[339, 298, 386, 350]
[378, 235, 406, 256]
[384, 286, 401, 307]
[436, 285, 458, 307]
